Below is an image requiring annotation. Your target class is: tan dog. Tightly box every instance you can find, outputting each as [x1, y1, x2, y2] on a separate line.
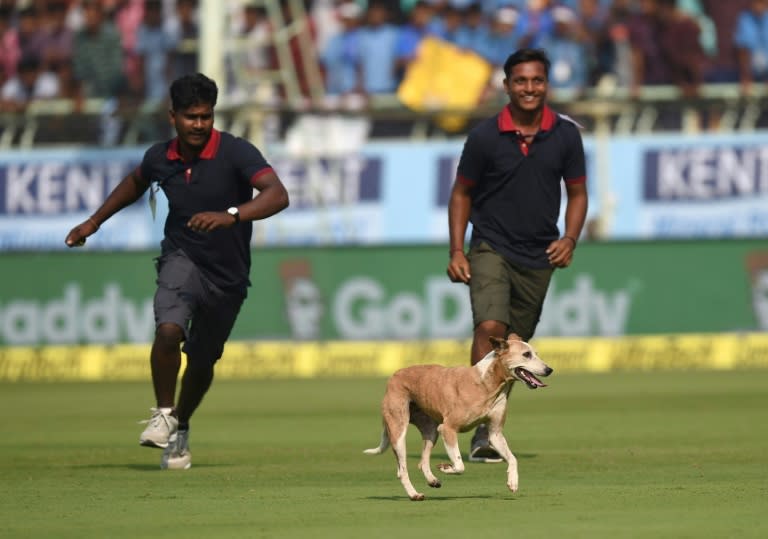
[364, 335, 552, 501]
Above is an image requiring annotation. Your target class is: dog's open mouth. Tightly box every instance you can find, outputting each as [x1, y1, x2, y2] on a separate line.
[514, 367, 547, 389]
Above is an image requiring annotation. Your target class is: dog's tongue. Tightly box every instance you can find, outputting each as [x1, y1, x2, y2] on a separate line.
[515, 367, 546, 389]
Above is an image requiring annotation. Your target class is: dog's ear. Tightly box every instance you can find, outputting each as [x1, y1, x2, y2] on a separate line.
[489, 336, 509, 351]
[507, 332, 522, 342]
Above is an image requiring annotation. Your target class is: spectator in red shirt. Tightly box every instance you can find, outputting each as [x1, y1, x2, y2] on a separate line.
[39, 1, 74, 73]
[658, 0, 707, 97]
[16, 7, 48, 66]
[628, 0, 706, 98]
[700, 0, 749, 83]
[0, 6, 20, 85]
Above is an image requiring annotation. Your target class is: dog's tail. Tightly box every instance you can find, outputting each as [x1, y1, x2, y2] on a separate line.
[363, 427, 390, 455]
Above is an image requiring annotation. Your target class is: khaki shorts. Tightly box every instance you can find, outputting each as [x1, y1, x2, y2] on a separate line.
[468, 241, 554, 341]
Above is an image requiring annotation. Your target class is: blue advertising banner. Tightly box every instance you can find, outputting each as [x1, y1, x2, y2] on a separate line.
[0, 148, 156, 250]
[1, 131, 766, 250]
[606, 133, 768, 238]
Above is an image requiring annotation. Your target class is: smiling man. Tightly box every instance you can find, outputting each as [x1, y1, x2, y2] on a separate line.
[64, 73, 289, 470]
[446, 48, 588, 463]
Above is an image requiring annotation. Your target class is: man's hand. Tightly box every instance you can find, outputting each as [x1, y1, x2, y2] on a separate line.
[446, 251, 471, 284]
[546, 237, 576, 268]
[187, 211, 237, 232]
[64, 218, 99, 247]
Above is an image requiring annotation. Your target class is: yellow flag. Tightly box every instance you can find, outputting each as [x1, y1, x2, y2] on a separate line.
[397, 37, 493, 132]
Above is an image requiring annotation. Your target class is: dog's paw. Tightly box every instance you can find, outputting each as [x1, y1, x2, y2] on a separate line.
[428, 479, 442, 488]
[507, 481, 519, 493]
[410, 493, 426, 501]
[438, 462, 460, 474]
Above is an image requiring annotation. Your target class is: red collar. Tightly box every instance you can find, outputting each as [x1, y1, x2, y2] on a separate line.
[497, 105, 557, 133]
[166, 129, 222, 161]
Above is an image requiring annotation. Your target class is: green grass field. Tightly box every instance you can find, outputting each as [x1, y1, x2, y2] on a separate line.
[1, 370, 766, 539]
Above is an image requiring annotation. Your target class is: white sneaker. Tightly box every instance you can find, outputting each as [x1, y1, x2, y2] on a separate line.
[161, 429, 191, 470]
[139, 407, 178, 448]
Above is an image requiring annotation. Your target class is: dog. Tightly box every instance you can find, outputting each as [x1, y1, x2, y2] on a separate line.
[364, 335, 552, 501]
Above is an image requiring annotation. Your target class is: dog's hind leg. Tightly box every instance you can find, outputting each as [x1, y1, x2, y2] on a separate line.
[488, 429, 518, 492]
[436, 425, 465, 475]
[383, 395, 425, 501]
[410, 408, 441, 489]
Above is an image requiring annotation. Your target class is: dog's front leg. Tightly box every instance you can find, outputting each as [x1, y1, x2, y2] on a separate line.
[436, 425, 465, 475]
[488, 430, 518, 492]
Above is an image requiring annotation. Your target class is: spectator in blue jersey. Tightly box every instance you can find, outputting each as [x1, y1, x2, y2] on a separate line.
[539, 5, 589, 94]
[135, 0, 175, 102]
[320, 1, 363, 98]
[475, 6, 521, 66]
[516, 0, 556, 49]
[395, 1, 436, 80]
[481, 0, 526, 14]
[437, 4, 469, 46]
[446, 48, 587, 463]
[358, 1, 400, 94]
[64, 73, 290, 471]
[453, 2, 489, 53]
[734, 0, 768, 96]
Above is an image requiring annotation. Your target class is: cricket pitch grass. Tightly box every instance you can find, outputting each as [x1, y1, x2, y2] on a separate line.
[1, 370, 766, 538]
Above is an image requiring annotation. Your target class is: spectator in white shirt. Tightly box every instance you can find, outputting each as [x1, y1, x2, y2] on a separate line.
[0, 55, 60, 112]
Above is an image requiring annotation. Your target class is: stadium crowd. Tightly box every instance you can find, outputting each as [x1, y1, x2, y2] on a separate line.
[316, 0, 754, 101]
[0, 0, 766, 123]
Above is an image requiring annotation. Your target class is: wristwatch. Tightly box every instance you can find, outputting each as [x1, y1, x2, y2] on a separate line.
[227, 206, 240, 224]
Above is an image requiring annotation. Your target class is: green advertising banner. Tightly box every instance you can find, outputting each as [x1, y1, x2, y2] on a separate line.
[0, 240, 765, 346]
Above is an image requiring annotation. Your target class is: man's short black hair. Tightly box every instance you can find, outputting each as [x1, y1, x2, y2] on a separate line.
[169, 73, 218, 111]
[503, 48, 551, 79]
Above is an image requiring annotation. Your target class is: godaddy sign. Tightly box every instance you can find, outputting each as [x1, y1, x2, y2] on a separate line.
[0, 241, 761, 346]
[284, 274, 634, 340]
[0, 275, 633, 345]
[0, 284, 154, 345]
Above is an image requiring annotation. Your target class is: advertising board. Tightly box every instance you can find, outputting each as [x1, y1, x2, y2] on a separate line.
[1, 241, 765, 347]
[3, 132, 767, 249]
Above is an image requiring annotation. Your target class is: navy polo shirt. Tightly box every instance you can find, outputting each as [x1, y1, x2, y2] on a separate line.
[138, 129, 274, 292]
[457, 105, 586, 269]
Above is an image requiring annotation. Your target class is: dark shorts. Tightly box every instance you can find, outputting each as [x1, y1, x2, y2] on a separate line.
[468, 241, 554, 341]
[154, 249, 245, 366]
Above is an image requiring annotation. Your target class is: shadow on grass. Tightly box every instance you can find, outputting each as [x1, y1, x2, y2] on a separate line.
[365, 494, 507, 501]
[406, 452, 538, 459]
[68, 463, 227, 471]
